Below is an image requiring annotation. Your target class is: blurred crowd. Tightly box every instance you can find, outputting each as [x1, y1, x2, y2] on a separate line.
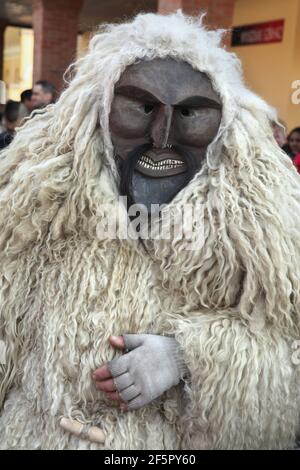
[0, 80, 56, 150]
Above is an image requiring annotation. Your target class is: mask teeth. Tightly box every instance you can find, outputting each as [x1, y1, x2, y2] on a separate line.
[138, 155, 184, 170]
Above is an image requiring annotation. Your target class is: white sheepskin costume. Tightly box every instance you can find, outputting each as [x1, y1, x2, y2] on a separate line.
[0, 12, 300, 449]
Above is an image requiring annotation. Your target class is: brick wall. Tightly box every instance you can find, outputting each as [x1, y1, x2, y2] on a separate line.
[206, 0, 236, 28]
[158, 0, 235, 29]
[0, 20, 7, 81]
[158, 0, 183, 14]
[32, 0, 83, 93]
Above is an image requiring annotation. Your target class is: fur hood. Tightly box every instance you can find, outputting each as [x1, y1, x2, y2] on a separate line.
[0, 12, 299, 332]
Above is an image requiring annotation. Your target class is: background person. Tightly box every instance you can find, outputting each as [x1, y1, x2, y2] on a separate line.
[283, 127, 300, 159]
[272, 120, 287, 148]
[293, 152, 300, 173]
[31, 80, 56, 109]
[20, 89, 34, 114]
[0, 100, 21, 150]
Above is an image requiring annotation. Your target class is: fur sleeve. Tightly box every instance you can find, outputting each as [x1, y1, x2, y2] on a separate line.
[172, 312, 300, 449]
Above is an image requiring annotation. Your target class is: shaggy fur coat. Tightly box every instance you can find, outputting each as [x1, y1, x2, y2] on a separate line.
[0, 12, 300, 449]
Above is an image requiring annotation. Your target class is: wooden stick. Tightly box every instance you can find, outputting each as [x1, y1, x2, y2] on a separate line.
[60, 417, 105, 444]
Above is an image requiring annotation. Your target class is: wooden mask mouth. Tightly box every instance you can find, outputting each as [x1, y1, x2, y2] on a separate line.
[135, 147, 187, 178]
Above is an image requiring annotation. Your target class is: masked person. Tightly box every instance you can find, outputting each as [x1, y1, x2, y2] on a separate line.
[0, 13, 299, 450]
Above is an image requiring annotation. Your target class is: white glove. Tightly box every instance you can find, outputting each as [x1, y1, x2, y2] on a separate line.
[107, 334, 189, 410]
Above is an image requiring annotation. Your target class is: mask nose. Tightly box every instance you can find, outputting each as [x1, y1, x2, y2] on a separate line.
[151, 104, 173, 149]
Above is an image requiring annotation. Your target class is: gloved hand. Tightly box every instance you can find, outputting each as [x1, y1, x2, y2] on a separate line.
[93, 334, 189, 410]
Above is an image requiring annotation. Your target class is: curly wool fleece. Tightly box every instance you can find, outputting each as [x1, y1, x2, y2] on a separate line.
[0, 11, 300, 450]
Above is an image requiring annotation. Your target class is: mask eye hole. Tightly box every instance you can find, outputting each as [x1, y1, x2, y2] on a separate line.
[180, 107, 190, 117]
[144, 104, 154, 114]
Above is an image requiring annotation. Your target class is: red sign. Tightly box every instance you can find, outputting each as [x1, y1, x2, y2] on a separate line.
[231, 19, 285, 46]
